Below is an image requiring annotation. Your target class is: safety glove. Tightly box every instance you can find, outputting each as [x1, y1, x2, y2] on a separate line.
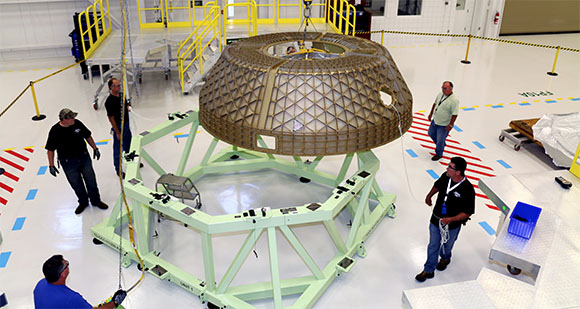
[93, 148, 101, 160]
[49, 166, 59, 177]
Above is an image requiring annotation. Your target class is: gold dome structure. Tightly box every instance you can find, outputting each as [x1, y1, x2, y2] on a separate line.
[199, 32, 413, 156]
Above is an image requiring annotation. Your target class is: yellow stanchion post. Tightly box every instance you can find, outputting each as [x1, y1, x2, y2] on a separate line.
[29, 81, 46, 121]
[461, 34, 472, 64]
[380, 30, 384, 46]
[547, 46, 560, 76]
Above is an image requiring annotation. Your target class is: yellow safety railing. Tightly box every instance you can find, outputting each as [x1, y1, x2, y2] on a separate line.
[326, 0, 355, 36]
[277, 0, 301, 24]
[255, 1, 275, 24]
[570, 141, 580, 178]
[137, 0, 192, 28]
[78, 0, 112, 59]
[136, 0, 165, 28]
[224, 0, 258, 44]
[276, 0, 326, 24]
[177, 5, 222, 93]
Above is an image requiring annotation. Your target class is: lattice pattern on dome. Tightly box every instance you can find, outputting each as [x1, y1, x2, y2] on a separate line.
[199, 32, 413, 156]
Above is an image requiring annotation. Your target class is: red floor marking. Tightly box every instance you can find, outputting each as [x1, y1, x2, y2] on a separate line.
[466, 175, 480, 182]
[476, 193, 490, 199]
[24, 147, 34, 153]
[407, 130, 430, 137]
[407, 130, 461, 144]
[412, 120, 430, 127]
[436, 155, 494, 171]
[410, 125, 428, 131]
[0, 182, 14, 193]
[438, 162, 495, 177]
[1, 171, 19, 182]
[414, 138, 471, 153]
[5, 150, 29, 162]
[423, 146, 482, 161]
[486, 204, 500, 211]
[0, 196, 7, 205]
[0, 156, 24, 171]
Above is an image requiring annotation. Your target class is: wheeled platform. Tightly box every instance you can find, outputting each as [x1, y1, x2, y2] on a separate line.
[499, 118, 542, 151]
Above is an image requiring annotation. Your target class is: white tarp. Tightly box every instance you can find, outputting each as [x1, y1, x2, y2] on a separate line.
[532, 112, 580, 168]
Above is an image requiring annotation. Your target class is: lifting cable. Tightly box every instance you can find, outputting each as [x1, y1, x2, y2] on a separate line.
[116, 0, 145, 296]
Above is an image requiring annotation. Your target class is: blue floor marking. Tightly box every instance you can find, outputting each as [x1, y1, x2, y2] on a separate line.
[0, 251, 11, 268]
[95, 141, 108, 146]
[174, 134, 189, 139]
[479, 221, 496, 236]
[571, 98, 580, 101]
[497, 160, 512, 169]
[546, 100, 557, 103]
[472, 141, 485, 149]
[453, 125, 463, 132]
[426, 169, 439, 180]
[26, 189, 38, 200]
[38, 166, 47, 175]
[405, 149, 418, 158]
[12, 217, 26, 231]
[491, 105, 504, 108]
[519, 103, 531, 106]
[463, 107, 476, 111]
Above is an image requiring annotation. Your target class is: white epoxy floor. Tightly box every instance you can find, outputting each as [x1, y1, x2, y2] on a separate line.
[0, 21, 579, 308]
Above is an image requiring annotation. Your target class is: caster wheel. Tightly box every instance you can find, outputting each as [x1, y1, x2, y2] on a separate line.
[514, 144, 521, 151]
[499, 135, 505, 142]
[92, 238, 103, 245]
[507, 264, 521, 275]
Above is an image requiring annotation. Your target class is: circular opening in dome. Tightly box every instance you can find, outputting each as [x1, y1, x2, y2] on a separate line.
[266, 41, 346, 59]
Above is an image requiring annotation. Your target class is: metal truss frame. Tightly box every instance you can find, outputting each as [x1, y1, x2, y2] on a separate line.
[91, 109, 396, 308]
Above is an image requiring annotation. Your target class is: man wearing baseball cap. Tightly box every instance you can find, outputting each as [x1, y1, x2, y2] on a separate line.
[45, 108, 108, 214]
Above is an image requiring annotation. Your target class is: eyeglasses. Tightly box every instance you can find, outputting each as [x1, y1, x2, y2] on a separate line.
[447, 164, 457, 170]
[442, 87, 450, 90]
[59, 260, 69, 275]
[111, 84, 121, 88]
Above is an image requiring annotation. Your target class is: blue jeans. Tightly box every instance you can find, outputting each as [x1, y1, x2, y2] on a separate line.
[428, 121, 449, 157]
[112, 123, 132, 174]
[424, 222, 461, 273]
[60, 153, 101, 205]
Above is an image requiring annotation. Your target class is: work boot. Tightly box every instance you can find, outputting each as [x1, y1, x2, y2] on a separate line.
[75, 204, 88, 214]
[436, 259, 451, 271]
[93, 201, 109, 210]
[415, 271, 434, 282]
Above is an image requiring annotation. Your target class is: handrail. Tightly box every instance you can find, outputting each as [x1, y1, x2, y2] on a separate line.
[78, 0, 112, 59]
[223, 0, 258, 42]
[326, 0, 356, 36]
[177, 6, 222, 93]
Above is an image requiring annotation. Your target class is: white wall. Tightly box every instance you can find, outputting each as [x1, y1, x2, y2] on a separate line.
[0, 0, 90, 60]
[371, 0, 505, 44]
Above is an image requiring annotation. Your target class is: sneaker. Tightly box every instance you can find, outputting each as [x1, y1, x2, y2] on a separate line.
[436, 259, 451, 271]
[431, 155, 442, 161]
[75, 204, 89, 214]
[415, 271, 434, 282]
[94, 201, 109, 210]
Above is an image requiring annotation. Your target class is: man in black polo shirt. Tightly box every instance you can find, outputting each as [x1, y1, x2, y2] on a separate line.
[415, 156, 475, 282]
[46, 108, 108, 214]
[104, 78, 132, 176]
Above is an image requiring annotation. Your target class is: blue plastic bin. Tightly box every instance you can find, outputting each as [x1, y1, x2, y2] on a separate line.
[508, 202, 542, 239]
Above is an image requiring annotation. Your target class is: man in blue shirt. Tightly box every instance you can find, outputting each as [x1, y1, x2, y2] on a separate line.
[33, 255, 125, 308]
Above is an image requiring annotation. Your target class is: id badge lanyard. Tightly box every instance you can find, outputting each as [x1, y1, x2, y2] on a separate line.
[442, 177, 464, 215]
